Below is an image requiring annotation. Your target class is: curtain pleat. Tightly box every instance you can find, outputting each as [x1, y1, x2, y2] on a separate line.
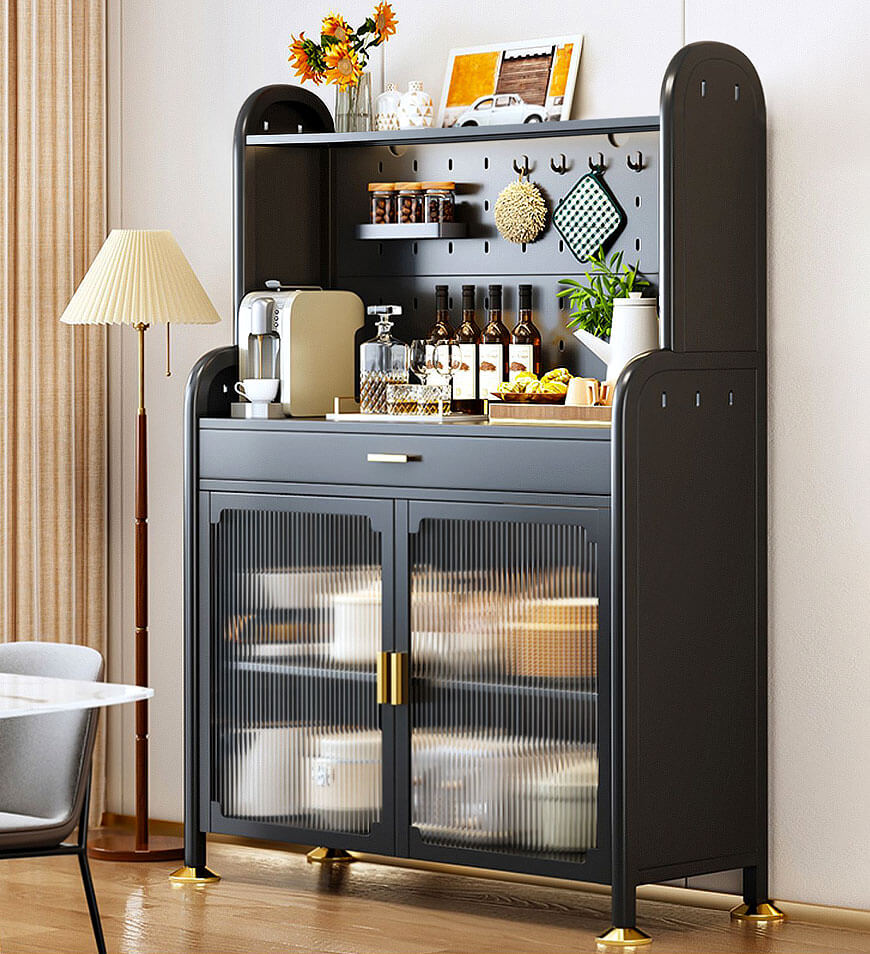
[0, 0, 107, 821]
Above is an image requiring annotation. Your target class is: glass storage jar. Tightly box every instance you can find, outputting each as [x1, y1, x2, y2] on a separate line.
[423, 182, 456, 223]
[369, 182, 397, 224]
[397, 182, 424, 223]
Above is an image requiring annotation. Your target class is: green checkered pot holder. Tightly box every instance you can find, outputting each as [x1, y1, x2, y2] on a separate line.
[553, 171, 626, 262]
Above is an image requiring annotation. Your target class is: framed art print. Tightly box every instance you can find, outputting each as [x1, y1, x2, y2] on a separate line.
[438, 35, 583, 128]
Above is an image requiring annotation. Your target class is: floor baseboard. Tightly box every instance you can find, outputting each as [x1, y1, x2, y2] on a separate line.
[100, 814, 869, 931]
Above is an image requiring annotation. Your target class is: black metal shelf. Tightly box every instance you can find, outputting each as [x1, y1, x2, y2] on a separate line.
[355, 223, 468, 240]
[245, 115, 660, 148]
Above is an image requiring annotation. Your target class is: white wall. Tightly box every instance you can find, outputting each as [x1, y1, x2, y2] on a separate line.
[106, 0, 870, 910]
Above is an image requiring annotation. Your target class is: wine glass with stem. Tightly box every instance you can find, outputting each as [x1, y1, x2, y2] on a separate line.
[432, 340, 460, 414]
[409, 339, 430, 384]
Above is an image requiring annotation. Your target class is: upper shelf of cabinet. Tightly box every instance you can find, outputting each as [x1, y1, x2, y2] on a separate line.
[245, 115, 660, 148]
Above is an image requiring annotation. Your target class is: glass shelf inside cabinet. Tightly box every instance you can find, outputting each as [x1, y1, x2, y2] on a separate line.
[410, 519, 599, 861]
[213, 507, 384, 835]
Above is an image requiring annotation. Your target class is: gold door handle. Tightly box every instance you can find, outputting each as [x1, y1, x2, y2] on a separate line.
[376, 652, 390, 705]
[389, 652, 408, 706]
[366, 453, 420, 464]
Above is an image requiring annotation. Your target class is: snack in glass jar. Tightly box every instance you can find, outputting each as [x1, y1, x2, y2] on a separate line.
[368, 183, 396, 224]
[422, 182, 456, 223]
[397, 182, 424, 223]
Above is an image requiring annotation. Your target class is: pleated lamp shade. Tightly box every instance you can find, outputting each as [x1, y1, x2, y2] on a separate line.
[60, 229, 220, 326]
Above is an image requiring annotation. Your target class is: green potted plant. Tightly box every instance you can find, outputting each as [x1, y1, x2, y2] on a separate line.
[558, 248, 658, 380]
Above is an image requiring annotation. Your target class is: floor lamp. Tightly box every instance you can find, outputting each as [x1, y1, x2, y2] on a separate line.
[60, 230, 221, 860]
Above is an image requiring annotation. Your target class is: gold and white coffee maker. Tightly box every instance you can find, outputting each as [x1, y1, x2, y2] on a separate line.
[234, 282, 363, 417]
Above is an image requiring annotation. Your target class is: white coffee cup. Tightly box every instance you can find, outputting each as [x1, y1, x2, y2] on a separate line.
[235, 378, 279, 403]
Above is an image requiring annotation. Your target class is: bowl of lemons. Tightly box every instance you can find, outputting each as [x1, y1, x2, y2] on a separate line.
[494, 369, 571, 403]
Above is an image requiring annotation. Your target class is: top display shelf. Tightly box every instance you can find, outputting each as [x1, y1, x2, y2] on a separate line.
[245, 115, 660, 148]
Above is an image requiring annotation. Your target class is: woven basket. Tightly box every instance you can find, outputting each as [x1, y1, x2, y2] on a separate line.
[510, 598, 598, 678]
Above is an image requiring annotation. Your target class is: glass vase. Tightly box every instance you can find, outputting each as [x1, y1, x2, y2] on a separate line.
[335, 72, 373, 133]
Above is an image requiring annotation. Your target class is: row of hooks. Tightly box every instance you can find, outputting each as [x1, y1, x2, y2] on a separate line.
[512, 150, 646, 176]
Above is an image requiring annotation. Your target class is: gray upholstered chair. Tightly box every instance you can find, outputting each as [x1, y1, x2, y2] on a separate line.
[0, 641, 106, 954]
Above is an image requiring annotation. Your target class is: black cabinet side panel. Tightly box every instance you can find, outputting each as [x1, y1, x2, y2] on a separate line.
[628, 365, 759, 869]
[662, 42, 766, 355]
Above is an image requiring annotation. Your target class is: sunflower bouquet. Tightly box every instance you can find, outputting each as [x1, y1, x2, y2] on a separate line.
[289, 4, 398, 89]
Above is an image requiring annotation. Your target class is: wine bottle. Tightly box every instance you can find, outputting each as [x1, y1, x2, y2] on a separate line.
[452, 284, 482, 414]
[508, 284, 542, 382]
[425, 284, 455, 395]
[478, 284, 509, 400]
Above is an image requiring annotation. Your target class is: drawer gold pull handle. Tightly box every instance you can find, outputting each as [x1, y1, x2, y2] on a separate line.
[366, 453, 419, 464]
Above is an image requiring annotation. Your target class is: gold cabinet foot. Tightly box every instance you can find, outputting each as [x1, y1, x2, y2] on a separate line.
[169, 865, 221, 884]
[730, 901, 785, 923]
[596, 927, 653, 947]
[306, 847, 355, 864]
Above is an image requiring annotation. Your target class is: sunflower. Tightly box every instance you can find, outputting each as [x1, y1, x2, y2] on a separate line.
[373, 2, 397, 41]
[324, 42, 362, 88]
[321, 13, 351, 45]
[288, 33, 324, 84]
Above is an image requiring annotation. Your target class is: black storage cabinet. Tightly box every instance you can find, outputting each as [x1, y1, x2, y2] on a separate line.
[177, 42, 776, 946]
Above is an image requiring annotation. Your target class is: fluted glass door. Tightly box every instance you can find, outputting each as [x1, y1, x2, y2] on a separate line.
[405, 502, 606, 866]
[207, 493, 394, 852]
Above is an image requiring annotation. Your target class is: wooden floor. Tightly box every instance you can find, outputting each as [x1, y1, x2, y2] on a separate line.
[0, 842, 866, 954]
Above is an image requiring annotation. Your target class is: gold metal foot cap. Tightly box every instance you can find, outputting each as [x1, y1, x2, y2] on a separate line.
[730, 902, 786, 923]
[596, 927, 653, 947]
[306, 847, 355, 864]
[169, 865, 221, 885]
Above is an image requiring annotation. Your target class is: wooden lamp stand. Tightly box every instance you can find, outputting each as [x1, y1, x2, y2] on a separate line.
[88, 324, 184, 862]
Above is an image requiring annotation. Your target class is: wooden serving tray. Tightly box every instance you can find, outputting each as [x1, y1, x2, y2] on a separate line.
[488, 402, 612, 425]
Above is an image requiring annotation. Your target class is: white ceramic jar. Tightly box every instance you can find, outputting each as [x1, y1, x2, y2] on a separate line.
[309, 731, 382, 828]
[397, 81, 434, 129]
[330, 585, 381, 664]
[228, 725, 309, 819]
[375, 82, 402, 130]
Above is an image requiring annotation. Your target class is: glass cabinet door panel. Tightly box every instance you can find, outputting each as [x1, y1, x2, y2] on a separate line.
[410, 514, 599, 861]
[212, 502, 386, 837]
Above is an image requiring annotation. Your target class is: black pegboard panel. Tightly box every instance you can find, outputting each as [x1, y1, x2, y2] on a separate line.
[331, 130, 659, 377]
[333, 131, 658, 281]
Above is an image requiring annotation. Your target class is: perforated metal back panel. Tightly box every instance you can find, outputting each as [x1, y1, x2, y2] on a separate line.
[333, 131, 659, 376]
[239, 125, 659, 379]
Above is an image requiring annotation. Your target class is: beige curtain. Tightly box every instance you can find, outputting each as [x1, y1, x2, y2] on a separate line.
[0, 1, 107, 818]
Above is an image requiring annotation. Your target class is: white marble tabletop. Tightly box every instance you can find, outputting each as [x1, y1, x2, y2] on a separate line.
[0, 673, 153, 719]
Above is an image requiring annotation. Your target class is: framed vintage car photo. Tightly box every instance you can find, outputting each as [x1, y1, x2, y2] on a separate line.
[438, 35, 583, 128]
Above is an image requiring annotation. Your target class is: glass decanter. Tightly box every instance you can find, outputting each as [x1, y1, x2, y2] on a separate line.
[359, 305, 409, 414]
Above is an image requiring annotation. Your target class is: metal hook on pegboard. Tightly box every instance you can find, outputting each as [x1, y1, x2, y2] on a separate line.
[549, 153, 568, 175]
[587, 152, 606, 172]
[512, 155, 532, 177]
[627, 151, 644, 172]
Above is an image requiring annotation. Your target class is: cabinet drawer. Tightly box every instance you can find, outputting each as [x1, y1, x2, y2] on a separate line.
[199, 429, 610, 496]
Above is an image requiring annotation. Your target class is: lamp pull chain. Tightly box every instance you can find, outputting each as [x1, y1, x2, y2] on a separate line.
[165, 324, 171, 377]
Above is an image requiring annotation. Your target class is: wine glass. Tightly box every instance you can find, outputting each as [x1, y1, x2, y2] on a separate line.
[409, 339, 430, 384]
[432, 341, 460, 414]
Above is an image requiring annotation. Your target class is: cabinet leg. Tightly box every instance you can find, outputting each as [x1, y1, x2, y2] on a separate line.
[730, 866, 784, 922]
[169, 832, 220, 884]
[306, 847, 355, 864]
[597, 883, 652, 947]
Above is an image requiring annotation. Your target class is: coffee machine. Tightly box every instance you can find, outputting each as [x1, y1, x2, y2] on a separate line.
[236, 283, 363, 417]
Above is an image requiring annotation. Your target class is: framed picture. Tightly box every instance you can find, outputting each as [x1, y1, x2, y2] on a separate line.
[438, 35, 583, 128]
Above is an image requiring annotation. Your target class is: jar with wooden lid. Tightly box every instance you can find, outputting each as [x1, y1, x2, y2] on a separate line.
[397, 182, 424, 223]
[422, 182, 456, 223]
[369, 183, 396, 224]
